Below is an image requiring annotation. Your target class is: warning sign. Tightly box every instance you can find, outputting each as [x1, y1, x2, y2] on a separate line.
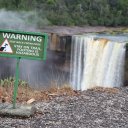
[0, 39, 13, 53]
[0, 29, 48, 60]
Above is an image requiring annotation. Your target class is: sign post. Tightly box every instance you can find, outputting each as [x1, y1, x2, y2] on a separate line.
[0, 29, 48, 108]
[13, 57, 20, 108]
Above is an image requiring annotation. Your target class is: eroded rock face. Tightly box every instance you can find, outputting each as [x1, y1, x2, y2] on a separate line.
[48, 34, 71, 72]
[125, 47, 128, 86]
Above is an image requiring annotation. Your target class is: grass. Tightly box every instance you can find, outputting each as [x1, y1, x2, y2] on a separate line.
[0, 77, 78, 103]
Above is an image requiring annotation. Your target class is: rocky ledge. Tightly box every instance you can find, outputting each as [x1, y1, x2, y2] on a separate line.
[0, 87, 128, 128]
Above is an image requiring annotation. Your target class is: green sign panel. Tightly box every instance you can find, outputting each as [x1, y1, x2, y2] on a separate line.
[0, 29, 48, 60]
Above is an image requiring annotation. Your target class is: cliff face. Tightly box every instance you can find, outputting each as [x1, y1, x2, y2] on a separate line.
[48, 33, 71, 64]
[49, 33, 71, 52]
[125, 47, 128, 86]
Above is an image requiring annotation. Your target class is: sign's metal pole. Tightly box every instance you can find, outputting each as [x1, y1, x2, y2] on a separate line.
[13, 57, 21, 109]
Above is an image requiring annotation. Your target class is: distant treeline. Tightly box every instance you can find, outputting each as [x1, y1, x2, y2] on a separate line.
[0, 0, 128, 26]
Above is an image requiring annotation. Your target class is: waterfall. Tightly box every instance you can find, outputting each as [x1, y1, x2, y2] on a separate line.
[70, 35, 126, 90]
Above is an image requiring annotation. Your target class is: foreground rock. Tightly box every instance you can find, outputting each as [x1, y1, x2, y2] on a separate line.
[0, 103, 36, 117]
[0, 87, 128, 128]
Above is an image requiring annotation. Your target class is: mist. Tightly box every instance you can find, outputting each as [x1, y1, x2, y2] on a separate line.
[0, 9, 68, 89]
[0, 9, 44, 86]
[0, 9, 51, 31]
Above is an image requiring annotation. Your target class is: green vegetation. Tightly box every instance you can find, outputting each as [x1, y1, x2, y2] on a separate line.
[0, 0, 128, 26]
[0, 77, 76, 103]
[0, 77, 28, 87]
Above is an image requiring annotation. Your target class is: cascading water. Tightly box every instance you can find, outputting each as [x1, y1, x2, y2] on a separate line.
[70, 35, 127, 90]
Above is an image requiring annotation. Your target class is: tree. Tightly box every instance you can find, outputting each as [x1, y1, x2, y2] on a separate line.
[0, 0, 127, 26]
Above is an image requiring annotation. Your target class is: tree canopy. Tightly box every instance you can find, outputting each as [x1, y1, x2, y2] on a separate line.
[0, 0, 128, 26]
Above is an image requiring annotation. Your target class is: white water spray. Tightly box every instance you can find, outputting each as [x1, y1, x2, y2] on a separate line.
[70, 35, 126, 90]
